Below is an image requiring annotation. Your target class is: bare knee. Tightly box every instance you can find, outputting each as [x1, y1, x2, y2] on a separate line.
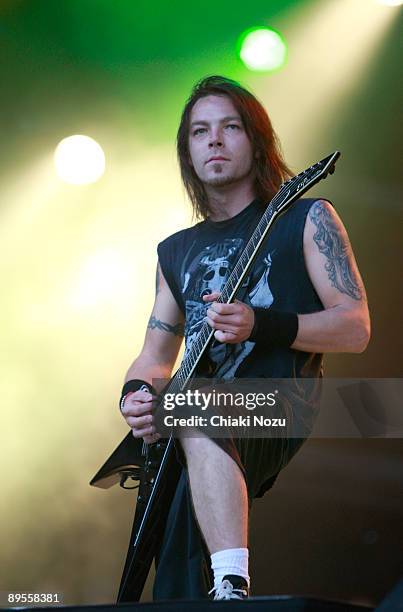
[180, 437, 244, 483]
[180, 434, 213, 463]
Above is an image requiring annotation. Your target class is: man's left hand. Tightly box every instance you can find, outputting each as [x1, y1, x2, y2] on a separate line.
[203, 292, 255, 344]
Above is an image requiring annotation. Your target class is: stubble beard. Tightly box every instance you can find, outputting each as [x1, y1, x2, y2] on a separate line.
[202, 162, 252, 188]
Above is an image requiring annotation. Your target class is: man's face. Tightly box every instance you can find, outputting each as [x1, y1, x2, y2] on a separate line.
[188, 94, 255, 189]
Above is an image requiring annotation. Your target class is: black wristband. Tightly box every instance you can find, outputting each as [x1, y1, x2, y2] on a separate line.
[120, 379, 156, 412]
[249, 308, 299, 348]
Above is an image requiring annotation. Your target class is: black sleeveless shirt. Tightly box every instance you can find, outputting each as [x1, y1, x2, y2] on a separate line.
[158, 197, 325, 384]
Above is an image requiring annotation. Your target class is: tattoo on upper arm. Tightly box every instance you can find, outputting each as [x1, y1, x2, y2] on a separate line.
[309, 202, 362, 301]
[148, 315, 184, 337]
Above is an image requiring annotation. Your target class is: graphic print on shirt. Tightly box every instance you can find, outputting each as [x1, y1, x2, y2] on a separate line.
[181, 239, 274, 379]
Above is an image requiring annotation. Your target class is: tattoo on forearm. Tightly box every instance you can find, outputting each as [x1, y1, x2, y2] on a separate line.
[148, 316, 184, 336]
[155, 266, 161, 295]
[309, 202, 362, 300]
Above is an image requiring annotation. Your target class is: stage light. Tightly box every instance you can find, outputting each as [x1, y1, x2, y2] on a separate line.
[238, 27, 287, 72]
[54, 135, 105, 185]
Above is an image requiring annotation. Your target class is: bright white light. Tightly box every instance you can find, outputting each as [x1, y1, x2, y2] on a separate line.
[375, 0, 402, 5]
[70, 249, 132, 309]
[54, 135, 105, 185]
[240, 28, 287, 72]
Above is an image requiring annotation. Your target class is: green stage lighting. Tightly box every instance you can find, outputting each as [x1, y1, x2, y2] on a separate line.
[238, 27, 288, 72]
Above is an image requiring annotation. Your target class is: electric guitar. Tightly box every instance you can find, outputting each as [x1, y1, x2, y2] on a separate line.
[90, 151, 341, 602]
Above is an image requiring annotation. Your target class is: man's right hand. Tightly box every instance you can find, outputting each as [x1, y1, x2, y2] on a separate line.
[120, 389, 160, 444]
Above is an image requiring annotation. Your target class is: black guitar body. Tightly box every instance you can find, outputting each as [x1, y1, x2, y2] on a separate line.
[117, 439, 181, 602]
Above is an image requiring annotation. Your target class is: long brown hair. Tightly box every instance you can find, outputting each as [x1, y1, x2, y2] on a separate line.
[177, 75, 293, 220]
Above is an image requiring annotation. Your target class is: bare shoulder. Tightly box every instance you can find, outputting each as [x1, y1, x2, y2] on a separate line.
[305, 199, 346, 240]
[303, 199, 350, 259]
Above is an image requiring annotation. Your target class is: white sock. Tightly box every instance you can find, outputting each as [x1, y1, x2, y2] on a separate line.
[210, 547, 250, 588]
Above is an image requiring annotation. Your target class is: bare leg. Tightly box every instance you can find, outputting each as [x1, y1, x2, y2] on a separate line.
[180, 435, 248, 554]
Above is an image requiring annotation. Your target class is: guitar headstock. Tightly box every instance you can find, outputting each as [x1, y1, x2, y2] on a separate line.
[276, 151, 341, 211]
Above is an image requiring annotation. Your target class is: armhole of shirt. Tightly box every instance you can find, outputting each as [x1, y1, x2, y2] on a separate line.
[157, 242, 185, 315]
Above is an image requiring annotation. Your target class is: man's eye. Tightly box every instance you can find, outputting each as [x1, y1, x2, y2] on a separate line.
[193, 128, 206, 135]
[226, 124, 240, 130]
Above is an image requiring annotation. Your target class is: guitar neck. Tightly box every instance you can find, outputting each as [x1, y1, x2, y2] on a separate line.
[167, 151, 340, 393]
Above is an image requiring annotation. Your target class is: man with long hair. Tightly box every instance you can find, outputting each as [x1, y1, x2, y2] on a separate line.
[120, 76, 370, 600]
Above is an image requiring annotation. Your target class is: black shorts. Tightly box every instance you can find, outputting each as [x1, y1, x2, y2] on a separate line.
[212, 435, 308, 498]
[174, 434, 308, 500]
[165, 377, 314, 500]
